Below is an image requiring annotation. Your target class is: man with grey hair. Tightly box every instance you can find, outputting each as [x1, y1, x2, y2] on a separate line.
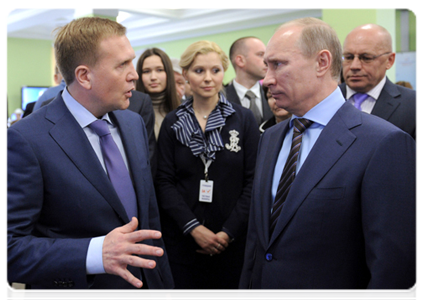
[339, 24, 415, 139]
[240, 17, 415, 289]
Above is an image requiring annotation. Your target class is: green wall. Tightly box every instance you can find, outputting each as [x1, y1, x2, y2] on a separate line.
[409, 11, 416, 51]
[7, 38, 53, 116]
[134, 23, 280, 85]
[7, 9, 415, 115]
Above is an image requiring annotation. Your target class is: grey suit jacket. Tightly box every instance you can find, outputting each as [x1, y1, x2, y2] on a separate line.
[224, 81, 273, 125]
[339, 78, 415, 139]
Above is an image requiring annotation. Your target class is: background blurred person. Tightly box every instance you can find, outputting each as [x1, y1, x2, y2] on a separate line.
[136, 48, 179, 139]
[259, 86, 292, 133]
[171, 57, 186, 102]
[155, 40, 260, 289]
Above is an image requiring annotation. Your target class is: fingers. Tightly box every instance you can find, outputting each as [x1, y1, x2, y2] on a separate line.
[103, 218, 165, 288]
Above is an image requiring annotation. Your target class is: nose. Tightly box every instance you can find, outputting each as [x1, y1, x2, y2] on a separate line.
[262, 70, 274, 87]
[128, 62, 139, 81]
[204, 70, 212, 82]
[350, 55, 362, 69]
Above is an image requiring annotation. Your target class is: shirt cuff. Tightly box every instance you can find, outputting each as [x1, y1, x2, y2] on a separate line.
[86, 236, 106, 275]
[183, 218, 200, 235]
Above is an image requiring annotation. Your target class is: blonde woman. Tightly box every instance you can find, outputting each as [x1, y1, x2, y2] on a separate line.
[155, 40, 260, 289]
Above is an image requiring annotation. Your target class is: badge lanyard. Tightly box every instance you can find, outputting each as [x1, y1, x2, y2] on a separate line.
[199, 154, 213, 203]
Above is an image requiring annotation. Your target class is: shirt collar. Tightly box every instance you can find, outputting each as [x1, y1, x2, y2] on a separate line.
[233, 79, 261, 99]
[62, 87, 112, 128]
[345, 76, 386, 100]
[290, 87, 345, 128]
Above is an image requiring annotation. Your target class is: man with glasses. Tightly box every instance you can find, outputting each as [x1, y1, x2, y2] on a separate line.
[339, 24, 415, 139]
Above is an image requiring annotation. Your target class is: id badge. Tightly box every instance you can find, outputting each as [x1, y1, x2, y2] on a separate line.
[199, 180, 213, 203]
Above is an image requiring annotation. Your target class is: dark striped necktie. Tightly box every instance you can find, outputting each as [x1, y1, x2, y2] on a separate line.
[269, 118, 313, 235]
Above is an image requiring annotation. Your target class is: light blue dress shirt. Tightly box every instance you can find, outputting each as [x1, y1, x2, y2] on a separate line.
[62, 87, 129, 275]
[271, 87, 346, 202]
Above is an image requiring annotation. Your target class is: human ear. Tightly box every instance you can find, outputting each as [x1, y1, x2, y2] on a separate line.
[316, 50, 331, 77]
[386, 52, 396, 70]
[235, 54, 245, 68]
[74, 65, 92, 90]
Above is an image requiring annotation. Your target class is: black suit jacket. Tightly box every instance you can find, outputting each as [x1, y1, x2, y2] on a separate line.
[224, 81, 273, 125]
[339, 78, 415, 139]
[127, 91, 157, 175]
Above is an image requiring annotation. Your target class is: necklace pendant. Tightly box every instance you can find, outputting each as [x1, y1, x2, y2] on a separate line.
[203, 115, 207, 119]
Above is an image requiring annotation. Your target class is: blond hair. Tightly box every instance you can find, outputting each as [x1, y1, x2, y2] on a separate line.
[279, 17, 342, 81]
[180, 40, 229, 71]
[54, 17, 126, 85]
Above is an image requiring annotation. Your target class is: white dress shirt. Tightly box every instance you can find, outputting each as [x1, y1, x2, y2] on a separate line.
[232, 80, 263, 117]
[346, 76, 386, 114]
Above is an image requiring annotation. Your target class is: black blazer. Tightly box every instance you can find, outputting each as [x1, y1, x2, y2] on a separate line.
[339, 78, 415, 139]
[127, 90, 157, 175]
[224, 81, 273, 125]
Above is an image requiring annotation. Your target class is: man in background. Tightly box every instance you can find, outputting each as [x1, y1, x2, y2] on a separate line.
[225, 36, 272, 126]
[339, 24, 415, 139]
[8, 17, 173, 289]
[33, 65, 66, 111]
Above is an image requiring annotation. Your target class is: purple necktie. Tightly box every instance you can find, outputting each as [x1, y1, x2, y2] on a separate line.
[353, 93, 368, 111]
[89, 120, 137, 220]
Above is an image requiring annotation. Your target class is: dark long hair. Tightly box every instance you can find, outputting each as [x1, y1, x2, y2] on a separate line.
[136, 48, 179, 113]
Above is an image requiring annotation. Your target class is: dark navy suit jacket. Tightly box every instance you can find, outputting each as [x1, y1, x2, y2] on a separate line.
[8, 94, 174, 289]
[240, 102, 415, 289]
[339, 78, 415, 139]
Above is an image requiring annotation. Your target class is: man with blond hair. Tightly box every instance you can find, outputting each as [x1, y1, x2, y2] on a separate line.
[339, 24, 415, 139]
[8, 17, 173, 289]
[240, 17, 415, 289]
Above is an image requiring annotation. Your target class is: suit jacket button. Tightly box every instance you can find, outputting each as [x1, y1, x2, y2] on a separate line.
[265, 253, 273, 261]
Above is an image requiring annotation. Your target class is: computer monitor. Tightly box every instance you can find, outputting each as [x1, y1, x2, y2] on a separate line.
[21, 86, 48, 110]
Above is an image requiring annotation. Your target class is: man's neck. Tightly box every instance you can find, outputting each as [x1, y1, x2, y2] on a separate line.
[234, 73, 261, 90]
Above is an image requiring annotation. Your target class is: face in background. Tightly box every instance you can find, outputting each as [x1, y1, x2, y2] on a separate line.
[342, 26, 395, 93]
[184, 52, 224, 102]
[87, 34, 138, 117]
[141, 55, 167, 94]
[174, 71, 186, 101]
[263, 26, 318, 117]
[266, 89, 291, 123]
[243, 38, 267, 81]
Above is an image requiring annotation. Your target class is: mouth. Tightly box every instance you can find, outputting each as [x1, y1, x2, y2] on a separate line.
[202, 86, 214, 91]
[125, 88, 134, 98]
[149, 83, 159, 88]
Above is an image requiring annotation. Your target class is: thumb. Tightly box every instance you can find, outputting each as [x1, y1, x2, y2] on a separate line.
[120, 217, 138, 234]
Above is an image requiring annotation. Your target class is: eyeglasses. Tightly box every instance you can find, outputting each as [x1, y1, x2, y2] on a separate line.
[342, 52, 391, 64]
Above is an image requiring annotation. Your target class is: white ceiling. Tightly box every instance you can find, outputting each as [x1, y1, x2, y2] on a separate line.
[7, 8, 322, 48]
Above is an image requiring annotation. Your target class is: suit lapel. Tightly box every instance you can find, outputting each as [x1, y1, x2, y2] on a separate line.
[268, 103, 360, 246]
[371, 79, 401, 121]
[46, 96, 130, 223]
[225, 82, 242, 105]
[255, 122, 289, 248]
